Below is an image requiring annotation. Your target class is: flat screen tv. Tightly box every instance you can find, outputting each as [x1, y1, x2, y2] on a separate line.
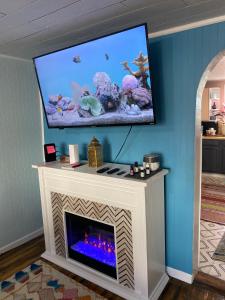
[33, 24, 155, 128]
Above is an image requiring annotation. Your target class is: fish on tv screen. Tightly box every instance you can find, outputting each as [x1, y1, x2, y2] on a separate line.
[33, 24, 155, 128]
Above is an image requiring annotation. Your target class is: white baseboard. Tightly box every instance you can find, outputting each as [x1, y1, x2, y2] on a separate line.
[166, 267, 193, 284]
[0, 227, 43, 255]
[149, 273, 169, 300]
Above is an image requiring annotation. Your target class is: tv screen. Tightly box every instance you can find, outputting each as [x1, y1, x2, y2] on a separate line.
[33, 24, 155, 128]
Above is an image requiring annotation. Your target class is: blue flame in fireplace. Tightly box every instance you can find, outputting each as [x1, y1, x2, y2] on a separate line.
[71, 234, 116, 268]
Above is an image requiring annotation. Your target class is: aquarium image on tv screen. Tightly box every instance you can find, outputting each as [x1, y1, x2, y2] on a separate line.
[34, 24, 154, 128]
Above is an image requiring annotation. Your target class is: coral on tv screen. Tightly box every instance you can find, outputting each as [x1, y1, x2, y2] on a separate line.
[33, 24, 155, 128]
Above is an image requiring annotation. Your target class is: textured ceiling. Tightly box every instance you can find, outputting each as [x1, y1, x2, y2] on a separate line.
[0, 0, 225, 59]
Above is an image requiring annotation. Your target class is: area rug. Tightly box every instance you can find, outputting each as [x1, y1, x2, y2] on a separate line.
[0, 260, 107, 300]
[213, 232, 225, 262]
[201, 184, 225, 225]
[202, 173, 225, 187]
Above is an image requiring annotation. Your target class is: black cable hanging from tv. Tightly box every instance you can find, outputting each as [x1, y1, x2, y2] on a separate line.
[113, 125, 133, 163]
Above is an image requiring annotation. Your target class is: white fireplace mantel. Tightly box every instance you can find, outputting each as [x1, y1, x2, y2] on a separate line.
[33, 161, 169, 300]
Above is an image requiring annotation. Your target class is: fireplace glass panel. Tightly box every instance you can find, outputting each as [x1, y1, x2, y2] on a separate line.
[65, 212, 117, 279]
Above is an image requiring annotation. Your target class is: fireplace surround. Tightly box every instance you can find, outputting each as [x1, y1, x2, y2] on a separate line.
[33, 161, 168, 300]
[51, 192, 134, 288]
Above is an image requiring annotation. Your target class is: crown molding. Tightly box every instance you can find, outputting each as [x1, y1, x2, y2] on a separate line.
[149, 14, 225, 38]
[0, 53, 31, 62]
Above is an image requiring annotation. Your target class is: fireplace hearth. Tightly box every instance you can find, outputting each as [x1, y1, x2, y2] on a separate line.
[65, 212, 117, 279]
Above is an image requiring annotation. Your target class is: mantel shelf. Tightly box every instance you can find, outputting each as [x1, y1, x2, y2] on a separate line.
[32, 160, 168, 187]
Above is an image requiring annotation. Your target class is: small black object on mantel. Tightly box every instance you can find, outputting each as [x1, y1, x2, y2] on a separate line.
[44, 143, 56, 162]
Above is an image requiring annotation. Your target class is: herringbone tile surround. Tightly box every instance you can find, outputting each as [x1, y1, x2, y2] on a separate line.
[51, 192, 134, 289]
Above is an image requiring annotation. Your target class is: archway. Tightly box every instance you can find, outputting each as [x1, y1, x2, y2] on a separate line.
[193, 50, 225, 275]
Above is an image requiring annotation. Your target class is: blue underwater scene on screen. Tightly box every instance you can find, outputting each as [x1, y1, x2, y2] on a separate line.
[34, 25, 154, 127]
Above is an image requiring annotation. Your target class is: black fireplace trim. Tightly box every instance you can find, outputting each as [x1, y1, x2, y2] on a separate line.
[65, 211, 117, 279]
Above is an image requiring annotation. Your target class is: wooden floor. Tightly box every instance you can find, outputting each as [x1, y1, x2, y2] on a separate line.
[1, 235, 225, 300]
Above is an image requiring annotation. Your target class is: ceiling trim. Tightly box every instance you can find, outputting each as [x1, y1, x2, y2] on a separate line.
[0, 53, 31, 62]
[149, 14, 225, 38]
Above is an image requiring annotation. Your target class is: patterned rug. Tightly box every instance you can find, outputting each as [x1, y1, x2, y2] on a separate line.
[202, 173, 225, 187]
[201, 184, 225, 225]
[0, 260, 107, 300]
[199, 220, 225, 279]
[213, 232, 225, 262]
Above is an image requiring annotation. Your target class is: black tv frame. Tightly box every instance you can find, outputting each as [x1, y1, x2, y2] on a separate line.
[33, 23, 156, 129]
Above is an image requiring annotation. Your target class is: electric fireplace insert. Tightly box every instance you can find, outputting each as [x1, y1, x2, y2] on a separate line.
[65, 212, 117, 279]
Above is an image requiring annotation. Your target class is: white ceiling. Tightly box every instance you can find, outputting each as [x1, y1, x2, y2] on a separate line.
[0, 0, 225, 59]
[208, 56, 225, 80]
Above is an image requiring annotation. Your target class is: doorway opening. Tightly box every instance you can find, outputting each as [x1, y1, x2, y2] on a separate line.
[194, 51, 225, 282]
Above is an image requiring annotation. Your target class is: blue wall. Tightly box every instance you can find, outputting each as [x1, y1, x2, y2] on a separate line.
[44, 21, 225, 274]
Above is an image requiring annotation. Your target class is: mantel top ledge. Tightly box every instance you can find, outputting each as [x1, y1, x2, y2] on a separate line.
[32, 161, 168, 187]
